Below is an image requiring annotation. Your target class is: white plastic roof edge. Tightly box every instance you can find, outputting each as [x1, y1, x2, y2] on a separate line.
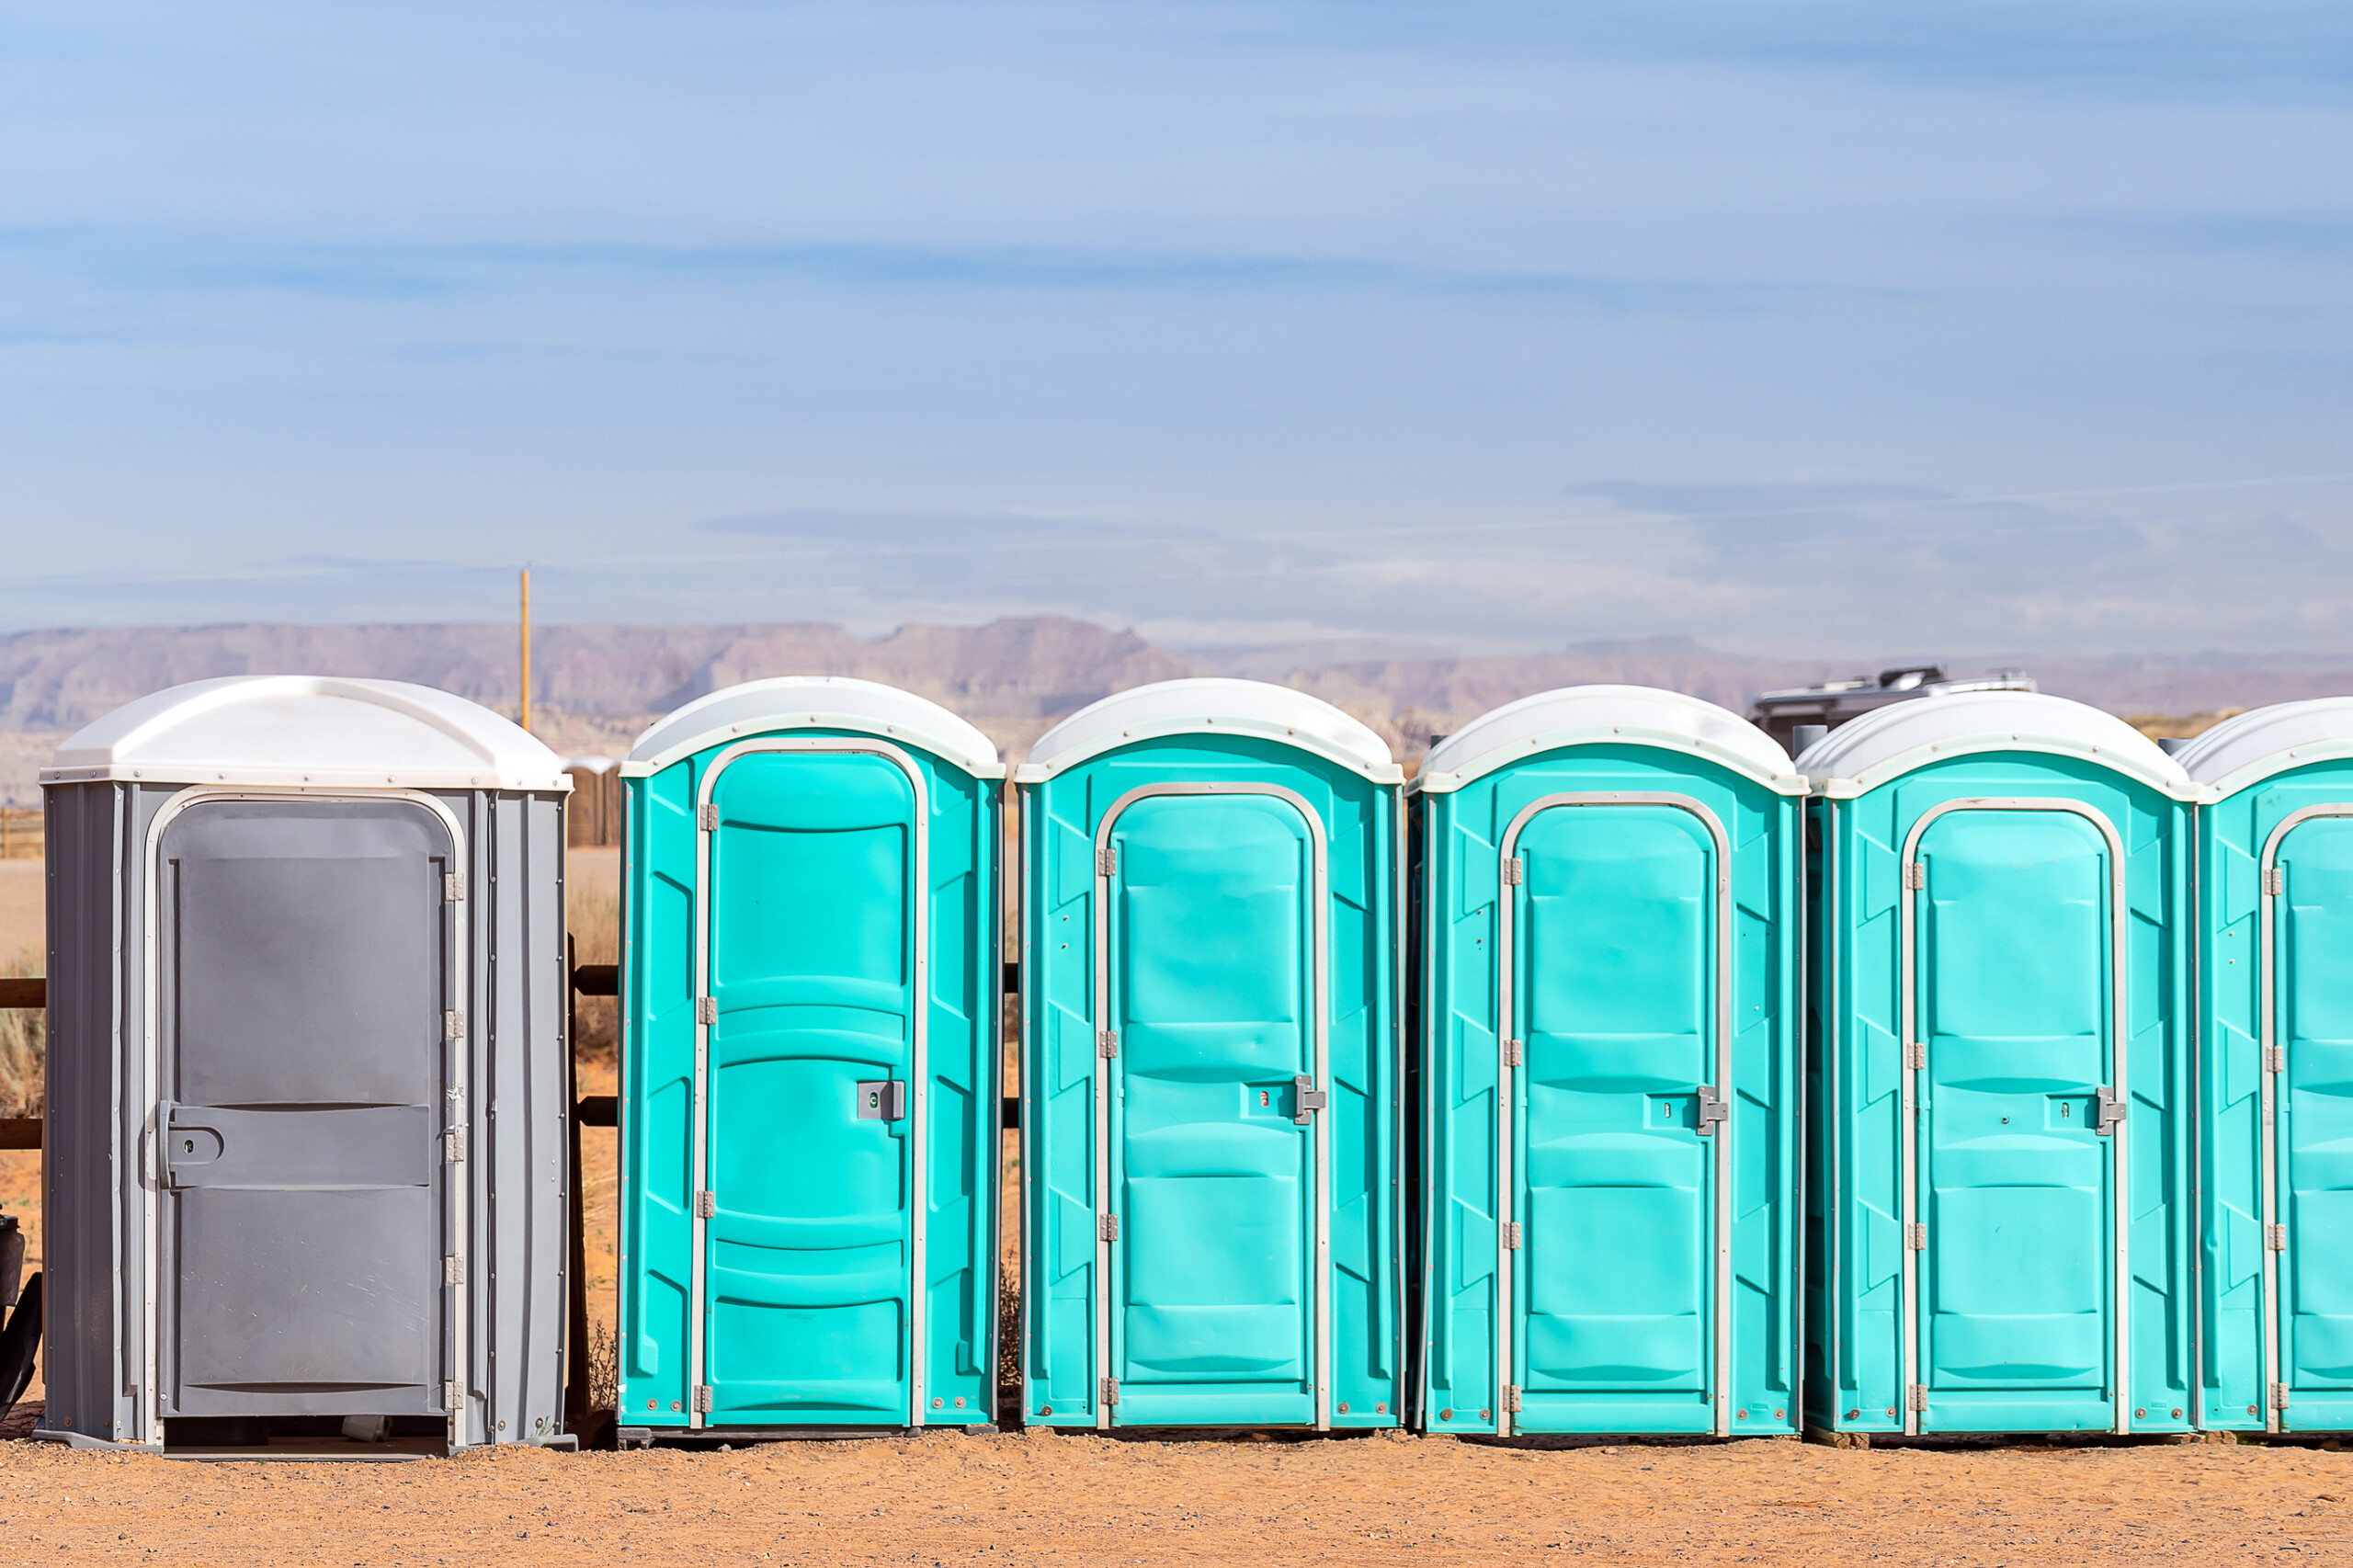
[1415, 685, 1805, 796]
[40, 676, 572, 791]
[621, 676, 1004, 779]
[1013, 677, 1403, 784]
[2176, 698, 2353, 799]
[1794, 689, 2197, 801]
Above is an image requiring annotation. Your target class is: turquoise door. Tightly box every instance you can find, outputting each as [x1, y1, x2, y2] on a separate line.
[1507, 801, 1724, 1433]
[2270, 816, 2353, 1421]
[1911, 806, 2120, 1430]
[700, 748, 923, 1426]
[1099, 791, 1323, 1426]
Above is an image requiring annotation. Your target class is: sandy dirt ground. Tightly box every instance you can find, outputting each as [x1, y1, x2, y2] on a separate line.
[6, 847, 2353, 1562]
[0, 1426, 2347, 1564]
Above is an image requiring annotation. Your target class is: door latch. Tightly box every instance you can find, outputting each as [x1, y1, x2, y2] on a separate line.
[1292, 1074, 1327, 1125]
[857, 1081, 907, 1121]
[1696, 1086, 1730, 1134]
[2095, 1086, 2126, 1135]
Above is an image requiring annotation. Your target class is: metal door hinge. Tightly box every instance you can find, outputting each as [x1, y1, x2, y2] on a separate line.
[1097, 844, 1118, 877]
[2272, 1382, 2290, 1411]
[1905, 1222, 1927, 1250]
[1099, 1213, 1120, 1243]
[697, 996, 716, 1025]
[443, 1381, 463, 1412]
[2267, 1223, 2287, 1252]
[1504, 857, 1525, 887]
[1292, 1074, 1327, 1125]
[444, 1129, 467, 1163]
[1503, 1385, 1522, 1414]
[1502, 1221, 1522, 1250]
[443, 1009, 465, 1040]
[443, 872, 466, 902]
[2265, 867, 2285, 896]
[692, 1385, 713, 1414]
[1908, 1384, 1927, 1413]
[1697, 1086, 1730, 1133]
[1904, 1040, 1926, 1070]
[2266, 1045, 2286, 1074]
[1100, 1377, 1120, 1407]
[1505, 1039, 1523, 1068]
[1098, 1029, 1119, 1059]
[697, 1190, 717, 1219]
[2096, 1086, 2127, 1134]
[699, 802, 719, 831]
[444, 1255, 465, 1286]
[1903, 861, 1926, 891]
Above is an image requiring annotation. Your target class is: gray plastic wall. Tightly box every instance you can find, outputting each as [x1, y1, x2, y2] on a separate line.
[40, 781, 573, 1452]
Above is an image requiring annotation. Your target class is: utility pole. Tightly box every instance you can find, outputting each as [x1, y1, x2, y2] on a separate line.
[519, 565, 533, 733]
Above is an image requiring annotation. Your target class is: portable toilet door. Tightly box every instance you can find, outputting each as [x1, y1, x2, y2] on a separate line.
[2181, 699, 2353, 1433]
[37, 677, 574, 1453]
[1413, 687, 1808, 1437]
[615, 677, 1003, 1440]
[1017, 678, 1405, 1429]
[1799, 691, 2197, 1438]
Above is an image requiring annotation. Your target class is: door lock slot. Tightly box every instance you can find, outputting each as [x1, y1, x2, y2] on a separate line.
[858, 1080, 907, 1121]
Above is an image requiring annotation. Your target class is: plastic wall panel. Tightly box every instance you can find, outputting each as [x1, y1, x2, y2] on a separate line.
[1020, 734, 1403, 1428]
[39, 780, 569, 1452]
[1416, 744, 1801, 1436]
[1805, 754, 2191, 1437]
[2200, 760, 2353, 1432]
[618, 728, 999, 1432]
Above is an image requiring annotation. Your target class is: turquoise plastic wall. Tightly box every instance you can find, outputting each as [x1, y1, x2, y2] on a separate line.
[2200, 759, 2353, 1432]
[619, 728, 999, 1430]
[1416, 744, 1802, 1436]
[1020, 733, 1403, 1428]
[1805, 753, 2191, 1436]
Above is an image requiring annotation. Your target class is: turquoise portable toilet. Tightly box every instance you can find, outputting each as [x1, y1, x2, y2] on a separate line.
[1800, 691, 2197, 1437]
[1016, 678, 1405, 1429]
[2181, 699, 2353, 1433]
[1413, 687, 1807, 1437]
[614, 676, 1004, 1442]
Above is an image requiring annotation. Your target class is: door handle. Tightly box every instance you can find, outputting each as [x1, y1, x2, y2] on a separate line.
[1292, 1074, 1327, 1126]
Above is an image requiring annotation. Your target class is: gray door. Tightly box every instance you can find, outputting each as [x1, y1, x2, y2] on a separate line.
[156, 799, 454, 1420]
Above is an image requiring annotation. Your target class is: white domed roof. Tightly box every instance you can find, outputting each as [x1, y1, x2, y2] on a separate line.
[41, 676, 570, 791]
[2176, 698, 2353, 797]
[1794, 688, 2193, 801]
[1015, 678, 1399, 783]
[623, 676, 1002, 778]
[1417, 685, 1803, 795]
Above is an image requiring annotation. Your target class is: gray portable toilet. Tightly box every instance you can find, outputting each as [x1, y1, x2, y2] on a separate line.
[38, 676, 575, 1454]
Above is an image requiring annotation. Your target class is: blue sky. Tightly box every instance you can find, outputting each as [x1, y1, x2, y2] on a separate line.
[1, 1, 2347, 656]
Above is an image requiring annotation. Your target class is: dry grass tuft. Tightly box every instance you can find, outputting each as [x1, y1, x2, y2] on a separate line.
[0, 951, 40, 1118]
[586, 1318, 619, 1413]
[568, 883, 620, 1062]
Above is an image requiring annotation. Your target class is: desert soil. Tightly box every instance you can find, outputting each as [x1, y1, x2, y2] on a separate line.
[4, 853, 2353, 1563]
